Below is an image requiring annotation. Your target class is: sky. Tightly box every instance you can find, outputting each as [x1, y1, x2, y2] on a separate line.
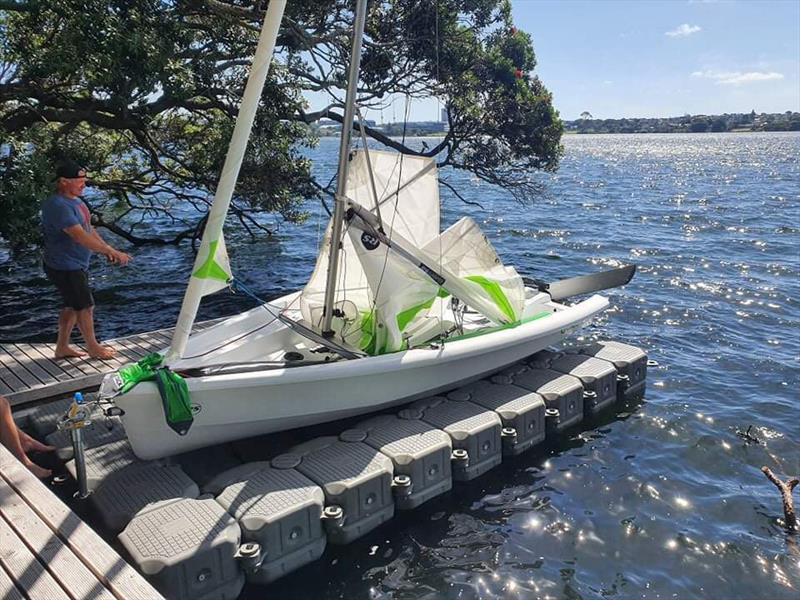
[308, 0, 800, 122]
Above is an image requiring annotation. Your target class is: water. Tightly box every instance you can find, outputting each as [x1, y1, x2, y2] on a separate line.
[2, 132, 798, 598]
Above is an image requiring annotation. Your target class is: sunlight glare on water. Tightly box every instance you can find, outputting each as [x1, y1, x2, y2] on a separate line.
[1, 132, 798, 599]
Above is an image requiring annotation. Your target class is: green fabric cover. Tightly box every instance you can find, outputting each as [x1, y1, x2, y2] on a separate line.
[118, 352, 163, 394]
[154, 368, 194, 436]
[117, 352, 193, 435]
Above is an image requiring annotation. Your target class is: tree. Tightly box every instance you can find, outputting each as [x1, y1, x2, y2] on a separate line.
[0, 0, 563, 250]
[579, 111, 592, 120]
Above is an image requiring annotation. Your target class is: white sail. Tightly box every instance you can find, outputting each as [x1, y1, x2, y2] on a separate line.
[421, 216, 526, 325]
[300, 150, 441, 352]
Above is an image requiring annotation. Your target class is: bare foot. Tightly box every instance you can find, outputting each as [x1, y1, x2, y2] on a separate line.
[20, 431, 56, 454]
[23, 458, 52, 479]
[86, 344, 117, 360]
[54, 345, 87, 359]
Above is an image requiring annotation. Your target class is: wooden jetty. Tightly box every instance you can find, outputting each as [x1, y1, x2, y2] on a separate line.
[0, 442, 163, 599]
[1, 319, 223, 408]
[1, 321, 230, 599]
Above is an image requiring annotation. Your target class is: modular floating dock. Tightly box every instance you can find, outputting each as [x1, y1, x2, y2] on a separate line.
[7, 339, 647, 600]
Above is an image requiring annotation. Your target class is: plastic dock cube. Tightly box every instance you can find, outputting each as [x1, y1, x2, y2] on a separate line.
[91, 462, 199, 532]
[448, 379, 545, 456]
[210, 462, 326, 584]
[404, 396, 502, 481]
[273, 435, 394, 544]
[494, 368, 584, 433]
[354, 414, 452, 509]
[578, 340, 648, 400]
[548, 354, 618, 415]
[119, 497, 244, 600]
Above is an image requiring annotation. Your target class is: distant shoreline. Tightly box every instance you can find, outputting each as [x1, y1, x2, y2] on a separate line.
[314, 111, 799, 137]
[564, 111, 799, 134]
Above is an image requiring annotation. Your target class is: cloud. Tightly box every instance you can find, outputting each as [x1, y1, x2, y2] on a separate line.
[691, 70, 785, 85]
[665, 24, 702, 37]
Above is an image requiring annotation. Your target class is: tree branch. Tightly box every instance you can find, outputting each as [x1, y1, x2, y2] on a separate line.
[762, 466, 799, 532]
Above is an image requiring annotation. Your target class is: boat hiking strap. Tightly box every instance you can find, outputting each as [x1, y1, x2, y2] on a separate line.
[118, 353, 194, 436]
[228, 279, 364, 360]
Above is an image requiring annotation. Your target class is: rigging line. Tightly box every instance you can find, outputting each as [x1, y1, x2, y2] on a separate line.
[179, 295, 280, 360]
[356, 107, 384, 228]
[362, 96, 411, 348]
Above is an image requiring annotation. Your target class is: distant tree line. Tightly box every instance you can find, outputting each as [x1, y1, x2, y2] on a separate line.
[566, 111, 800, 134]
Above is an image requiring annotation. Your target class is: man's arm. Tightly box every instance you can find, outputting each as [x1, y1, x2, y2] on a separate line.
[63, 224, 131, 266]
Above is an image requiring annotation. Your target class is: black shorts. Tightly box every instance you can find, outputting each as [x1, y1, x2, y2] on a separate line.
[44, 266, 94, 310]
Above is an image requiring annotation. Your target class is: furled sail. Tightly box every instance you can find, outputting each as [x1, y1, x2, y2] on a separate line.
[191, 235, 233, 296]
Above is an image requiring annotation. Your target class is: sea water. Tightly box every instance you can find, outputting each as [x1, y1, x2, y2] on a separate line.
[1, 132, 798, 599]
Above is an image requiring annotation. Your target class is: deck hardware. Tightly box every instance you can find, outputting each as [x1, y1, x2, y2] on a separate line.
[392, 474, 413, 498]
[451, 448, 469, 468]
[236, 542, 264, 572]
[57, 392, 92, 499]
[322, 505, 344, 531]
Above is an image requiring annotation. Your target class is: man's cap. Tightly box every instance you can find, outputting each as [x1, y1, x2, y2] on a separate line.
[54, 160, 86, 180]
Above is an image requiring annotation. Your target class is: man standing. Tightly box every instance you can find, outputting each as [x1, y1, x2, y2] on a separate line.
[41, 160, 132, 359]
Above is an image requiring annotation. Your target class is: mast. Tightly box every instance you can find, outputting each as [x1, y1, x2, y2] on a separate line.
[320, 0, 369, 336]
[167, 0, 287, 362]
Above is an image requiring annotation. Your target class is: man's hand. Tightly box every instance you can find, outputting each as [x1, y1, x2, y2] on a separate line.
[106, 250, 132, 266]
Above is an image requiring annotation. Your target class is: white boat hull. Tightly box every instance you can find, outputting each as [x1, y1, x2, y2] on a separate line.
[111, 293, 608, 459]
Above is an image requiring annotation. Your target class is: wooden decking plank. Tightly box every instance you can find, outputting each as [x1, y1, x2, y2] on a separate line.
[6, 377, 102, 408]
[131, 330, 169, 352]
[107, 338, 146, 364]
[30, 345, 87, 380]
[0, 361, 27, 394]
[0, 563, 26, 600]
[0, 513, 71, 600]
[0, 378, 13, 396]
[116, 333, 160, 356]
[0, 350, 40, 390]
[0, 478, 115, 600]
[0, 445, 163, 599]
[69, 347, 126, 373]
[41, 344, 101, 377]
[13, 344, 73, 382]
[0, 344, 60, 388]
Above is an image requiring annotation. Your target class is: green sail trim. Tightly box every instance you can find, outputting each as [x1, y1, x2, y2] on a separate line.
[396, 297, 436, 332]
[465, 275, 517, 322]
[193, 239, 229, 282]
[358, 309, 378, 355]
[444, 310, 552, 343]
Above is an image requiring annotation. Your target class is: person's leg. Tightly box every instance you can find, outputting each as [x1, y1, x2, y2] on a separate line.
[54, 307, 86, 358]
[75, 306, 116, 359]
[46, 266, 87, 359]
[0, 396, 51, 478]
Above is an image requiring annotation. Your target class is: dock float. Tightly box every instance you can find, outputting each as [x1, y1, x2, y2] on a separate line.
[8, 340, 648, 599]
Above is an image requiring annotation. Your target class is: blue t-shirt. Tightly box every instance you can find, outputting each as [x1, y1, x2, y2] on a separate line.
[41, 194, 92, 271]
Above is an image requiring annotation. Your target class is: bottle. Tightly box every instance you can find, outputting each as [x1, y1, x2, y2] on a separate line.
[74, 391, 84, 405]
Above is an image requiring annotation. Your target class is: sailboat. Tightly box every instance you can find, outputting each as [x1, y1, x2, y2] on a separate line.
[98, 0, 633, 460]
